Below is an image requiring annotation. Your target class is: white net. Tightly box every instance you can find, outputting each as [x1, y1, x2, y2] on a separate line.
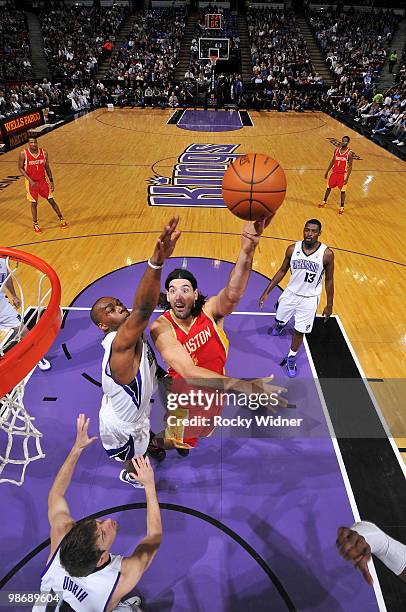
[0, 255, 52, 486]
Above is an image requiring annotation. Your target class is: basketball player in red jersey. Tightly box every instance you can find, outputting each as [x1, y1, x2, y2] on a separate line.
[18, 136, 68, 233]
[150, 219, 279, 451]
[320, 136, 353, 214]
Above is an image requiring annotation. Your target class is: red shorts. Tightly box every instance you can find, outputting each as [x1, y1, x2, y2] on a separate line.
[328, 172, 346, 191]
[26, 178, 51, 202]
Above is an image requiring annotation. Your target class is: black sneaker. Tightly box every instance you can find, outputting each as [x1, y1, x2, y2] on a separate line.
[175, 447, 190, 457]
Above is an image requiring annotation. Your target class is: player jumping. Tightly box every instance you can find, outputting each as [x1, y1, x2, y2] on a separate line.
[90, 217, 180, 487]
[320, 135, 353, 214]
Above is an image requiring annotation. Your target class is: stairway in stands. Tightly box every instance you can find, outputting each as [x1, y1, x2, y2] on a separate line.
[295, 15, 333, 86]
[237, 12, 252, 84]
[174, 12, 198, 83]
[96, 13, 138, 81]
[378, 18, 406, 90]
[25, 11, 50, 80]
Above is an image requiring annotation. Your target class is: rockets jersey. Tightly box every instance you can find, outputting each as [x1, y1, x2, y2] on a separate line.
[285, 241, 328, 298]
[37, 547, 122, 612]
[101, 331, 157, 424]
[161, 308, 228, 377]
[24, 147, 47, 181]
[332, 146, 351, 174]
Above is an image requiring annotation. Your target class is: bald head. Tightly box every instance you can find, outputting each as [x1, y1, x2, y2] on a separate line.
[90, 296, 130, 332]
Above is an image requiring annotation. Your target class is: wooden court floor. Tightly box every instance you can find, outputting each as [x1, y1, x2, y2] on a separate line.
[1, 108, 405, 457]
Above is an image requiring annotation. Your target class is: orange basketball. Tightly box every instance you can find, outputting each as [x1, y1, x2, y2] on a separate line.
[222, 153, 287, 220]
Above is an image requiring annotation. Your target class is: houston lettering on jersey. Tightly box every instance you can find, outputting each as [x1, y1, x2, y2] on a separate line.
[184, 326, 211, 354]
[148, 143, 243, 207]
[333, 147, 351, 174]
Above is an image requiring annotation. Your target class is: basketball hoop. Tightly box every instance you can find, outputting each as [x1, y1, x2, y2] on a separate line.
[209, 55, 218, 69]
[0, 247, 61, 485]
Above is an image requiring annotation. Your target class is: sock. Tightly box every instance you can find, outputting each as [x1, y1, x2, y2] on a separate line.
[352, 521, 406, 576]
[288, 349, 297, 357]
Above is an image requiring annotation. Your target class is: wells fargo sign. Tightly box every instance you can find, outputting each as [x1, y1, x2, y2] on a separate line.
[0, 109, 45, 150]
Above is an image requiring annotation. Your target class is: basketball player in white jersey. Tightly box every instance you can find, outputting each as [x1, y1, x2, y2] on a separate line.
[336, 523, 406, 586]
[0, 256, 50, 370]
[33, 413, 162, 612]
[258, 219, 334, 377]
[90, 217, 180, 487]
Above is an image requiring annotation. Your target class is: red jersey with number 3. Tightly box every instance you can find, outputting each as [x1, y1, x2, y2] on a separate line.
[24, 147, 46, 181]
[161, 308, 228, 377]
[332, 147, 351, 174]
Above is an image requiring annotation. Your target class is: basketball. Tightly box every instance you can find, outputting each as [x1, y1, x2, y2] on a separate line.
[222, 153, 287, 221]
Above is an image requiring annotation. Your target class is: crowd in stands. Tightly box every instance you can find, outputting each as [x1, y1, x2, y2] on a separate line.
[248, 9, 323, 89]
[0, 80, 71, 118]
[308, 8, 405, 146]
[0, 2, 32, 80]
[308, 8, 399, 96]
[105, 8, 186, 87]
[40, 4, 127, 81]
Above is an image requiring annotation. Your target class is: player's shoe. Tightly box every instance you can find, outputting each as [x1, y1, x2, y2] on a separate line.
[281, 355, 297, 378]
[339, 207, 345, 215]
[175, 447, 190, 457]
[119, 470, 144, 489]
[117, 595, 142, 610]
[59, 219, 68, 229]
[37, 358, 51, 371]
[271, 323, 284, 336]
[33, 223, 42, 233]
[318, 201, 326, 208]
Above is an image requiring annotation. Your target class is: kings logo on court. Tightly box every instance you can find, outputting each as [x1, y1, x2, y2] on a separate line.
[148, 143, 242, 207]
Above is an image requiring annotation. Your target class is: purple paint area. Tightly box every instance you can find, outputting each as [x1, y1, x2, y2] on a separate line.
[0, 259, 379, 611]
[177, 110, 242, 132]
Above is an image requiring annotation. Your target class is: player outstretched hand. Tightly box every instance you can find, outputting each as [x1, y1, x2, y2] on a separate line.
[74, 413, 98, 450]
[322, 304, 332, 322]
[241, 215, 273, 252]
[336, 527, 373, 586]
[151, 217, 181, 266]
[129, 455, 155, 488]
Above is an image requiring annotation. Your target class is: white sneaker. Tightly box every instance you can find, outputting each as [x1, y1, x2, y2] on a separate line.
[119, 470, 144, 489]
[397, 142, 404, 147]
[116, 595, 142, 610]
[37, 358, 51, 371]
[392, 139, 399, 143]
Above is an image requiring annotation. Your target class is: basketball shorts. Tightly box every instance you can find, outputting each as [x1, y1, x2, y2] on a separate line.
[328, 172, 346, 192]
[164, 379, 224, 449]
[0, 296, 21, 329]
[276, 290, 319, 334]
[25, 178, 52, 202]
[99, 395, 151, 460]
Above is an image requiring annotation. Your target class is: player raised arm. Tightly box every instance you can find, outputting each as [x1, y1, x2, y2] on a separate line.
[109, 217, 180, 383]
[259, 244, 294, 309]
[205, 217, 271, 322]
[47, 414, 97, 558]
[107, 456, 162, 611]
[322, 248, 334, 321]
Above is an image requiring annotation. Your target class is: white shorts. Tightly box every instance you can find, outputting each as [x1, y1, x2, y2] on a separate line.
[276, 289, 319, 334]
[99, 395, 151, 461]
[0, 296, 21, 330]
